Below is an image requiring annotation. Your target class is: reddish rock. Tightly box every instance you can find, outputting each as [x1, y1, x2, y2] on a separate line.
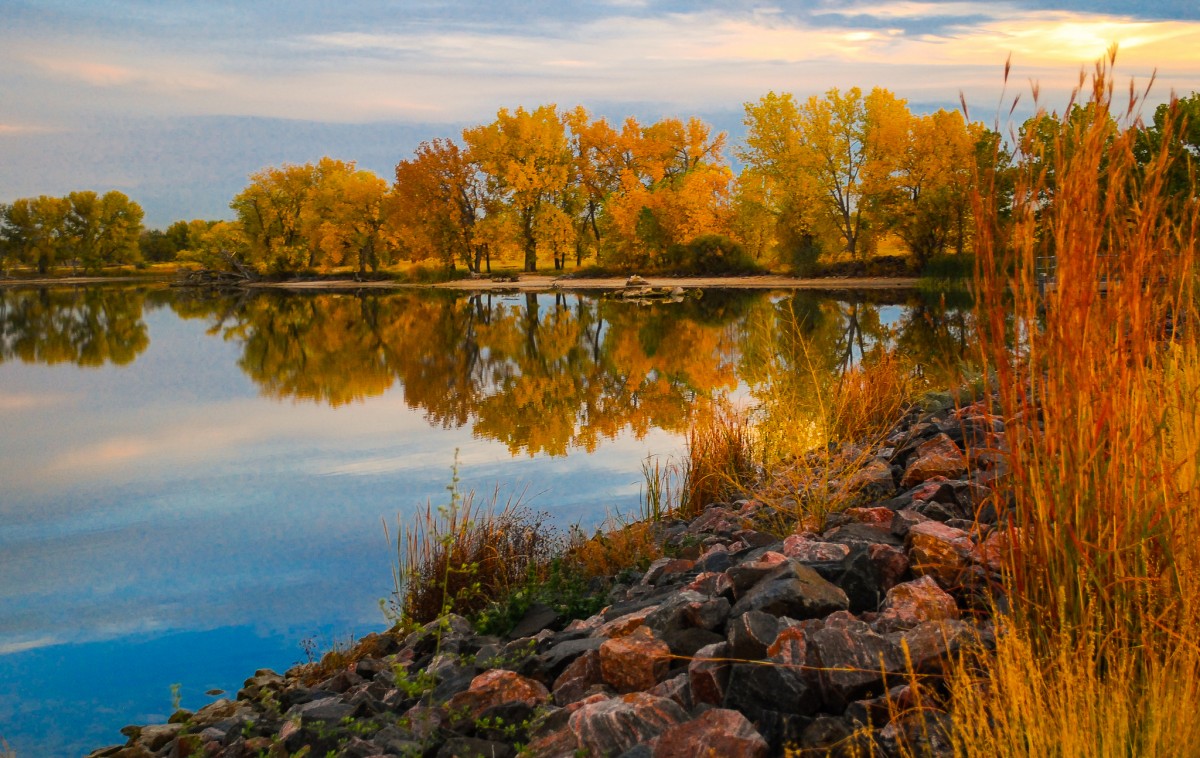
[446, 670, 550, 720]
[685, 571, 735, 596]
[727, 610, 782, 660]
[599, 606, 658, 638]
[844, 506, 895, 529]
[906, 521, 975, 587]
[649, 673, 693, 710]
[782, 534, 851, 563]
[901, 434, 968, 488]
[872, 576, 960, 633]
[898, 619, 976, 675]
[688, 641, 730, 705]
[726, 551, 790, 597]
[729, 561, 849, 619]
[767, 624, 810, 667]
[552, 649, 603, 706]
[975, 526, 1017, 572]
[600, 625, 672, 693]
[652, 708, 770, 758]
[568, 692, 688, 756]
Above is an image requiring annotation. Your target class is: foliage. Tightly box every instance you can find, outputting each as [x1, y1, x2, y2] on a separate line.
[0, 191, 144, 273]
[944, 52, 1200, 755]
[661, 234, 763, 276]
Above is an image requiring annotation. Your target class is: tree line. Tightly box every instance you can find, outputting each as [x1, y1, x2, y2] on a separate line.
[3, 88, 1196, 277]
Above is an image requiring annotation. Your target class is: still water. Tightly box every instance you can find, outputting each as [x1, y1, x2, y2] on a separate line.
[0, 284, 972, 756]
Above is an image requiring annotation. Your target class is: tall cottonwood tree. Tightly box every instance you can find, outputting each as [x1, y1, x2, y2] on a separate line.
[463, 105, 574, 272]
[741, 87, 910, 259]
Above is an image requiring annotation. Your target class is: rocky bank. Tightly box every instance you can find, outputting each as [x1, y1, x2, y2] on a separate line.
[88, 396, 1009, 758]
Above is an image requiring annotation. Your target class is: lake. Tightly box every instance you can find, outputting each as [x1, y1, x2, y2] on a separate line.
[0, 283, 972, 756]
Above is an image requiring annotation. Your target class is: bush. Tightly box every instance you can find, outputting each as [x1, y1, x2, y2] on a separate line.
[669, 235, 763, 276]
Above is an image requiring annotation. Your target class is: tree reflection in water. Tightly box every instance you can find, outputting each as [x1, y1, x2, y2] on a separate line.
[169, 288, 976, 457]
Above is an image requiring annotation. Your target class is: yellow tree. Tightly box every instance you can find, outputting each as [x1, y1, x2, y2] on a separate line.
[464, 105, 574, 272]
[877, 109, 985, 264]
[307, 160, 398, 276]
[742, 87, 911, 259]
[231, 162, 317, 272]
[64, 190, 144, 272]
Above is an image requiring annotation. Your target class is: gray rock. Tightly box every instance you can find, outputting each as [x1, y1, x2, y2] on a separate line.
[729, 561, 849, 619]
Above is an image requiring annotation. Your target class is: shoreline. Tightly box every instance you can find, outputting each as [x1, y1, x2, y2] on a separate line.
[1, 273, 925, 292]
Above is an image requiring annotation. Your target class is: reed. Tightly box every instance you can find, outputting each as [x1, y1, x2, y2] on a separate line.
[942, 51, 1200, 755]
[682, 403, 758, 517]
[386, 483, 561, 626]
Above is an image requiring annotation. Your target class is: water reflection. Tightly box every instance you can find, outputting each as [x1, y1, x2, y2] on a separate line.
[0, 286, 157, 366]
[168, 288, 976, 456]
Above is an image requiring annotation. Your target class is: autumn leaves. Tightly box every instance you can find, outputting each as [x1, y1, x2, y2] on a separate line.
[203, 89, 994, 277]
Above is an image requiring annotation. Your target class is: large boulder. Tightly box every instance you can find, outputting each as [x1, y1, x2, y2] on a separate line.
[729, 560, 849, 619]
[901, 434, 968, 488]
[568, 692, 689, 756]
[599, 626, 672, 693]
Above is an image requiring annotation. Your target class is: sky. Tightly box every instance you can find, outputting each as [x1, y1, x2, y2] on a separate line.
[1, 0, 1198, 227]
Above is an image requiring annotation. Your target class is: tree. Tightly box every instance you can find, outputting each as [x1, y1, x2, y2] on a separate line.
[0, 195, 70, 273]
[64, 190, 144, 272]
[307, 162, 398, 276]
[393, 138, 488, 272]
[231, 163, 318, 272]
[876, 109, 984, 265]
[464, 105, 574, 272]
[1137, 91, 1200, 200]
[741, 88, 911, 259]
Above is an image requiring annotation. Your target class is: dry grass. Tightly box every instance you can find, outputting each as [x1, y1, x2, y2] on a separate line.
[935, 52, 1200, 756]
[752, 345, 918, 530]
[681, 404, 759, 518]
[565, 514, 663, 579]
[386, 485, 562, 626]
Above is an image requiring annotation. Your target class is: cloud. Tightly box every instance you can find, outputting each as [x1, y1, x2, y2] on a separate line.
[0, 391, 75, 410]
[0, 636, 62, 656]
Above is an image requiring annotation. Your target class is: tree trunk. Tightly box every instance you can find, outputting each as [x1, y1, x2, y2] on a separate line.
[522, 210, 537, 272]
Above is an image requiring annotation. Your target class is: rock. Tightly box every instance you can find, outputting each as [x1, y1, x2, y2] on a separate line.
[599, 606, 658, 638]
[643, 590, 716, 636]
[662, 626, 725, 657]
[842, 458, 896, 501]
[684, 571, 734, 596]
[729, 560, 849, 619]
[438, 736, 515, 758]
[651, 708, 769, 758]
[446, 669, 551, 720]
[726, 610, 781, 660]
[553, 649, 603, 705]
[807, 612, 904, 709]
[286, 696, 359, 723]
[873, 576, 960, 633]
[134, 724, 181, 752]
[824, 522, 904, 549]
[649, 673, 693, 710]
[723, 662, 820, 722]
[906, 520, 976, 587]
[843, 506, 896, 528]
[897, 620, 976, 675]
[901, 434, 968, 488]
[600, 625, 672, 693]
[688, 642, 731, 705]
[536, 636, 605, 682]
[725, 551, 789, 598]
[782, 534, 851, 563]
[568, 692, 689, 756]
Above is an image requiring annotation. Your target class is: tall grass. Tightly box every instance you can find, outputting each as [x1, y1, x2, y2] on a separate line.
[385, 482, 561, 626]
[943, 51, 1200, 755]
